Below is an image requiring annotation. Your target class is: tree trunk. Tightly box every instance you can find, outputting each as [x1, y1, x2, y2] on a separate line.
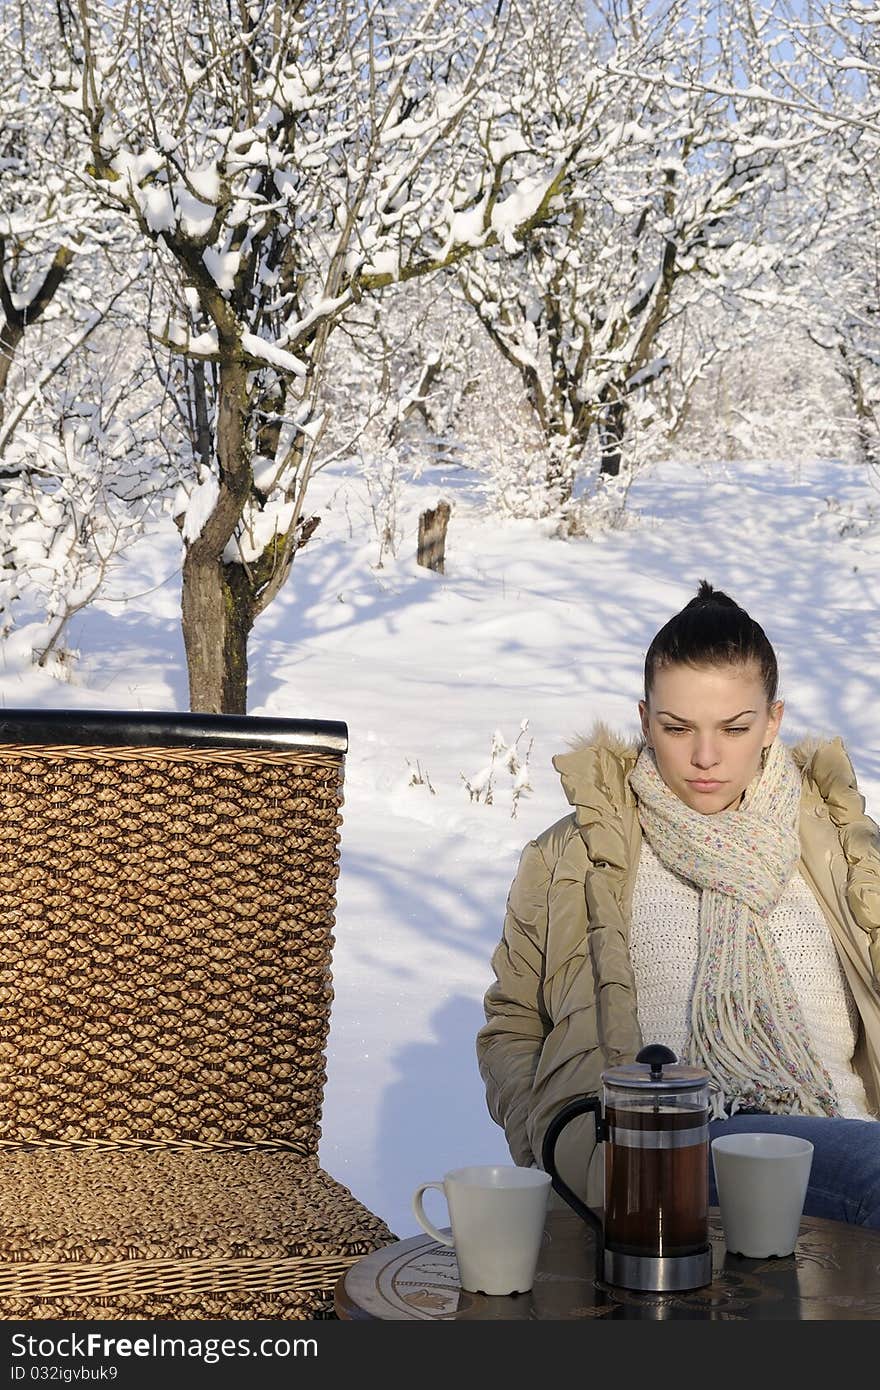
[840, 348, 877, 466]
[545, 443, 575, 504]
[178, 349, 254, 714]
[417, 501, 451, 573]
[181, 550, 253, 714]
[0, 321, 24, 428]
[598, 399, 626, 477]
[0, 242, 76, 432]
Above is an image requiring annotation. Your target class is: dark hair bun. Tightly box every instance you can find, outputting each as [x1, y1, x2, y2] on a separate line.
[687, 579, 740, 610]
[644, 581, 778, 703]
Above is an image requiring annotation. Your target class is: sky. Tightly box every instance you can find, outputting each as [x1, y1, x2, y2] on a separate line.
[1, 449, 878, 1241]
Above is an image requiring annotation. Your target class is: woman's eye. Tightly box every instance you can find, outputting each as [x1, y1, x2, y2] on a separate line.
[661, 726, 749, 735]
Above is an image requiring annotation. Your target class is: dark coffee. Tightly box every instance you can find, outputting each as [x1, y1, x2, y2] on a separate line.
[603, 1104, 708, 1258]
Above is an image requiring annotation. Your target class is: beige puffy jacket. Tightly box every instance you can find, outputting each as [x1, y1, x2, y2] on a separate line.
[476, 726, 880, 1206]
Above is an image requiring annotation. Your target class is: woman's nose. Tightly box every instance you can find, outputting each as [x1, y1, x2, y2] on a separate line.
[691, 740, 720, 770]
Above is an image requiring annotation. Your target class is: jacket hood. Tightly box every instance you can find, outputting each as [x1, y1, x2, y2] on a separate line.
[555, 719, 849, 804]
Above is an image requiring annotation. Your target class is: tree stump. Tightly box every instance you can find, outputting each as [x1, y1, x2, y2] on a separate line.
[417, 500, 451, 573]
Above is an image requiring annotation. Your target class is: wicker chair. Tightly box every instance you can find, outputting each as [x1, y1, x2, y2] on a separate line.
[0, 709, 394, 1319]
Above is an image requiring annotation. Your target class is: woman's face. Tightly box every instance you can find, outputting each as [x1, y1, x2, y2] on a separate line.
[638, 662, 783, 815]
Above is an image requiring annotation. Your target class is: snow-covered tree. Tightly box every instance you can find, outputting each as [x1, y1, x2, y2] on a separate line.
[0, 6, 80, 428]
[51, 0, 585, 712]
[639, 1, 879, 469]
[450, 0, 825, 510]
[769, 2, 880, 464]
[0, 1, 168, 642]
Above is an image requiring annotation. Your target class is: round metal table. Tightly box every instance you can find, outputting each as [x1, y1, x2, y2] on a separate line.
[336, 1205, 880, 1320]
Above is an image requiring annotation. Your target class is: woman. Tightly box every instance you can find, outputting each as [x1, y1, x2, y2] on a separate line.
[476, 581, 880, 1225]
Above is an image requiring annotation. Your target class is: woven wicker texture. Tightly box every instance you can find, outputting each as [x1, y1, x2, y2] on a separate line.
[0, 736, 397, 1318]
[0, 1291, 340, 1319]
[0, 1150, 394, 1317]
[0, 745, 343, 1149]
[0, 1293, 338, 1319]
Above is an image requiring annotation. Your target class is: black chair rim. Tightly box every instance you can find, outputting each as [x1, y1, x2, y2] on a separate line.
[0, 709, 348, 754]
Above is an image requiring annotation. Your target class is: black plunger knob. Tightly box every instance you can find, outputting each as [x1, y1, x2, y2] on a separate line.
[636, 1043, 678, 1079]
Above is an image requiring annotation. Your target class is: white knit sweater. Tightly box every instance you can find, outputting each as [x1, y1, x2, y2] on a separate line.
[630, 838, 872, 1119]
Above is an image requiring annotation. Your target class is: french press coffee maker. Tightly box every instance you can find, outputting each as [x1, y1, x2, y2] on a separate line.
[542, 1044, 713, 1292]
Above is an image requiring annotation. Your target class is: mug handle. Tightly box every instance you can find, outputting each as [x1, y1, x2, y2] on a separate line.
[412, 1181, 455, 1246]
[541, 1096, 606, 1237]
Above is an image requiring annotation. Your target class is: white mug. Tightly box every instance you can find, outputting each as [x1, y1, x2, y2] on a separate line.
[711, 1132, 814, 1258]
[411, 1163, 551, 1295]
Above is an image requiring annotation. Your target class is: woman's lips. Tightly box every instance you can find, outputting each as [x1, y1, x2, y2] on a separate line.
[688, 779, 724, 791]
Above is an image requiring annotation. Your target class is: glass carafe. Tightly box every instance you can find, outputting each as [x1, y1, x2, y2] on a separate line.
[542, 1044, 713, 1292]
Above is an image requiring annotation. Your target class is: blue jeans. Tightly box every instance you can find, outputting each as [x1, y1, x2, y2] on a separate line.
[708, 1114, 880, 1227]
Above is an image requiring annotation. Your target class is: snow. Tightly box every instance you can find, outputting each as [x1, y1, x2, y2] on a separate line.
[223, 499, 297, 565]
[179, 329, 220, 357]
[277, 293, 351, 349]
[180, 470, 220, 543]
[187, 165, 221, 203]
[487, 132, 530, 163]
[361, 248, 400, 280]
[114, 154, 219, 239]
[182, 63, 206, 89]
[490, 170, 559, 252]
[240, 331, 308, 377]
[111, 148, 165, 188]
[176, 186, 217, 239]
[1, 453, 879, 1244]
[443, 198, 490, 252]
[202, 246, 241, 292]
[273, 72, 319, 113]
[142, 188, 176, 234]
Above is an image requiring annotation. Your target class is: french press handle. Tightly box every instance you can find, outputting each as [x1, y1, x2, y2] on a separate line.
[540, 1096, 607, 1235]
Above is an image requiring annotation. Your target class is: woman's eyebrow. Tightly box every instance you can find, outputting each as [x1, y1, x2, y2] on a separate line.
[655, 710, 757, 723]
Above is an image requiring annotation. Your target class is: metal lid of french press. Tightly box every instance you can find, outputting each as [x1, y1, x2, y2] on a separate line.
[600, 1043, 710, 1091]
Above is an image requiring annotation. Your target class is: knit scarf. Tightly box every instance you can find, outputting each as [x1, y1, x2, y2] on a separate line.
[628, 737, 840, 1120]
